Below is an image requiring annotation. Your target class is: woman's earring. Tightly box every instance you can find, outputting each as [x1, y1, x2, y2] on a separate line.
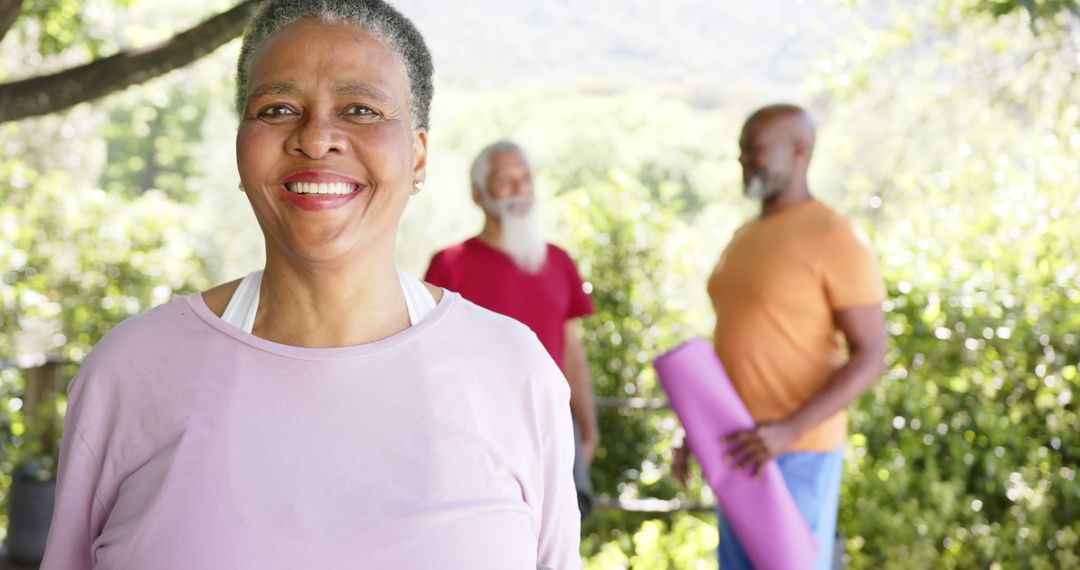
[412, 180, 424, 195]
[238, 182, 246, 192]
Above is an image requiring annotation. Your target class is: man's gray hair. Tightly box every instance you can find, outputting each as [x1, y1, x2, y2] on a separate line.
[470, 140, 531, 195]
[235, 0, 434, 130]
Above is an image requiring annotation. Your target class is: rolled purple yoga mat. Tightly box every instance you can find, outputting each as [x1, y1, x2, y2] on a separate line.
[655, 338, 817, 569]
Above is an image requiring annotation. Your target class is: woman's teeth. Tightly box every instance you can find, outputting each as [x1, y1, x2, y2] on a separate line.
[285, 182, 357, 195]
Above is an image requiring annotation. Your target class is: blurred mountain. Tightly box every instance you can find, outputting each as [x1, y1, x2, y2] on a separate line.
[393, 0, 853, 106]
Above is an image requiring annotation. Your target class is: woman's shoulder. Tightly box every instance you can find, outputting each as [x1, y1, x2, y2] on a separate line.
[443, 295, 538, 342]
[68, 295, 206, 418]
[436, 295, 570, 400]
[444, 295, 568, 381]
[80, 294, 203, 374]
[439, 296, 558, 366]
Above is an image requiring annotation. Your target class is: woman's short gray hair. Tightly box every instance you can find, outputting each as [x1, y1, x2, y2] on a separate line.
[470, 141, 531, 196]
[235, 0, 434, 130]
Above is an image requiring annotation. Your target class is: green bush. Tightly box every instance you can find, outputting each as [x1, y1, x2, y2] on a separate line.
[839, 183, 1080, 567]
[814, 4, 1080, 567]
[555, 173, 717, 564]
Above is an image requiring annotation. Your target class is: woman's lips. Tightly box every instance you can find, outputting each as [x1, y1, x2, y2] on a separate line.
[278, 171, 363, 211]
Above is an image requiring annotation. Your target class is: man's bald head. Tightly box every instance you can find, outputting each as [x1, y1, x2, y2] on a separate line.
[739, 104, 817, 201]
[741, 104, 817, 157]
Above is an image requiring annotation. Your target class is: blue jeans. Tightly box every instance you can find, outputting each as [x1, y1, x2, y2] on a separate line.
[717, 449, 845, 570]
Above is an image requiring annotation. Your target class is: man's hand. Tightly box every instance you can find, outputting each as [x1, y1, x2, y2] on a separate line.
[723, 420, 801, 477]
[717, 302, 886, 478]
[672, 443, 690, 488]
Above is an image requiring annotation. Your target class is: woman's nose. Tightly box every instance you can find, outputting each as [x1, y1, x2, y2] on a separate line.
[288, 114, 347, 159]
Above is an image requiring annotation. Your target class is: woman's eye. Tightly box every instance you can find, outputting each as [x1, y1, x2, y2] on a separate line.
[257, 104, 297, 119]
[343, 105, 378, 118]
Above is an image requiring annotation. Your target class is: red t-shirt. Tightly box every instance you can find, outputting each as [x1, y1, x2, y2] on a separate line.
[425, 238, 594, 368]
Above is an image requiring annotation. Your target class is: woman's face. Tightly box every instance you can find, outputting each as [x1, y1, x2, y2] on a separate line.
[236, 19, 427, 265]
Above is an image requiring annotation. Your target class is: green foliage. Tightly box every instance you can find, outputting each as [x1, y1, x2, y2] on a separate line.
[583, 513, 718, 570]
[810, 3, 1080, 568]
[561, 174, 693, 496]
[968, 0, 1079, 24]
[18, 0, 136, 58]
[555, 173, 720, 563]
[842, 206, 1080, 568]
[0, 152, 212, 364]
[99, 79, 212, 201]
[839, 142, 1080, 566]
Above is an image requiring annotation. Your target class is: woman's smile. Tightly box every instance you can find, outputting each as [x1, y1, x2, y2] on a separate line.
[279, 170, 364, 211]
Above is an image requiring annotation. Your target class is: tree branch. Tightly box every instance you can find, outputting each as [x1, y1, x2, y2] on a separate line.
[0, 0, 261, 123]
[0, 0, 24, 45]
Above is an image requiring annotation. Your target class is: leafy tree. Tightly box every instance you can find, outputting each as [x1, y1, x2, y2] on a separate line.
[807, 2, 1079, 567]
[0, 0, 258, 122]
[969, 0, 1078, 25]
[98, 71, 216, 200]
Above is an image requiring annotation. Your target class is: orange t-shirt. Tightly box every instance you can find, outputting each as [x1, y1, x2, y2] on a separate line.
[707, 200, 885, 451]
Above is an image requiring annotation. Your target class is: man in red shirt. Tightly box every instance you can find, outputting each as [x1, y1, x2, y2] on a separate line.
[425, 141, 599, 517]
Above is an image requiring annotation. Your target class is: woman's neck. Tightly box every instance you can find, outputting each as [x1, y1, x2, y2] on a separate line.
[253, 249, 410, 348]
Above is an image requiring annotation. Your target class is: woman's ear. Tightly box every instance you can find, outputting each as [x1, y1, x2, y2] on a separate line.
[412, 127, 428, 182]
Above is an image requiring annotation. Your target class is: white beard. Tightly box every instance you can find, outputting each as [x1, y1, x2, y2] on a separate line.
[743, 174, 780, 200]
[486, 195, 548, 273]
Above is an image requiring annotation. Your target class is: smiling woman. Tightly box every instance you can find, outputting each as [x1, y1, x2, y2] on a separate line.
[235, 17, 424, 266]
[38, 2, 581, 569]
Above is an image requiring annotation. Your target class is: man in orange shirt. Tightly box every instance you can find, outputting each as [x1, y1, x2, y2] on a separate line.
[675, 104, 887, 569]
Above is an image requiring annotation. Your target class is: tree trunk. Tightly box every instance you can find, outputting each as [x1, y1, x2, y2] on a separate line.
[25, 361, 60, 458]
[0, 0, 261, 123]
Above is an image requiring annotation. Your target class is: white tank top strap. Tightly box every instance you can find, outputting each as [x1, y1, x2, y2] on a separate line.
[221, 270, 262, 333]
[397, 268, 438, 325]
[221, 269, 437, 333]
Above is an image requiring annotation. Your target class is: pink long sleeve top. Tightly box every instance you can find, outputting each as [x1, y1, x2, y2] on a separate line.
[41, 291, 581, 569]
